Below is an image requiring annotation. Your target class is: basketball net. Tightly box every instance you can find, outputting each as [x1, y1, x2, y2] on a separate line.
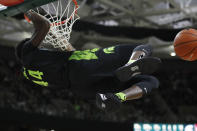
[36, 0, 80, 51]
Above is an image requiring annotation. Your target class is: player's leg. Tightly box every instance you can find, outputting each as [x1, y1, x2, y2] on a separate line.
[116, 75, 159, 101]
[92, 44, 152, 73]
[68, 44, 137, 76]
[115, 45, 161, 81]
[67, 45, 136, 98]
[126, 44, 153, 65]
[68, 45, 159, 99]
[96, 75, 159, 111]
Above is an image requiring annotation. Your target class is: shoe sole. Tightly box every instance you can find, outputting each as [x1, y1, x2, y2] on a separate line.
[114, 57, 161, 82]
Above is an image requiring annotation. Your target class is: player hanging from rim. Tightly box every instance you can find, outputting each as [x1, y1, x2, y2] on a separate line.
[15, 10, 161, 111]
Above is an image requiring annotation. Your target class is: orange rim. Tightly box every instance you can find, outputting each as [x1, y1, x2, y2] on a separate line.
[24, 0, 79, 26]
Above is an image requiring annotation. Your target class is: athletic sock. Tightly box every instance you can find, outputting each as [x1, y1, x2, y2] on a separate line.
[126, 52, 146, 65]
[133, 44, 152, 56]
[126, 44, 152, 66]
[115, 92, 126, 102]
[125, 59, 136, 66]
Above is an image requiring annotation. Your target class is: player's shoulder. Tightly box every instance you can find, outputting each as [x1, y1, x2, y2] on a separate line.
[17, 38, 38, 57]
[15, 38, 32, 60]
[16, 38, 30, 49]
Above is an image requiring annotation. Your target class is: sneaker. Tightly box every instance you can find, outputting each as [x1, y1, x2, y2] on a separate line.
[96, 93, 122, 111]
[114, 57, 161, 82]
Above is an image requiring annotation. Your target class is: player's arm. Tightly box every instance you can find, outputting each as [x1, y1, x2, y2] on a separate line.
[48, 32, 76, 51]
[48, 31, 76, 51]
[35, 7, 75, 51]
[25, 10, 50, 47]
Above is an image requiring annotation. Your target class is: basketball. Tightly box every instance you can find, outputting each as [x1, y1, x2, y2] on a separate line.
[174, 28, 197, 61]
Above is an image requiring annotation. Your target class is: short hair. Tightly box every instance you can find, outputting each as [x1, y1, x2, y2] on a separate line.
[15, 38, 30, 61]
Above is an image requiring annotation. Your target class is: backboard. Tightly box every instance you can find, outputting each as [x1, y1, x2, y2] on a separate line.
[0, 0, 57, 17]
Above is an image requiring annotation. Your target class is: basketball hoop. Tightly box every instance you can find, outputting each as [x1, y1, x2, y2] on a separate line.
[27, 0, 80, 51]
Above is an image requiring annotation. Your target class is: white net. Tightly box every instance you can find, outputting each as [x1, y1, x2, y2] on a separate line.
[36, 0, 80, 51]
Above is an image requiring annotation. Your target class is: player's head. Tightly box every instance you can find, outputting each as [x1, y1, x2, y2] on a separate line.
[15, 38, 30, 61]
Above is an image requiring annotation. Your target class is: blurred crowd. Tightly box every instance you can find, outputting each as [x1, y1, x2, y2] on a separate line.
[0, 47, 197, 126]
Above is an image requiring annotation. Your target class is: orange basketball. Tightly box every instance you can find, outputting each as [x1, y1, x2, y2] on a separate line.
[174, 28, 197, 61]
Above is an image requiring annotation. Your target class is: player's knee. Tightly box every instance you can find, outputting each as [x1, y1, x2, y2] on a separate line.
[146, 76, 159, 89]
[135, 75, 159, 94]
[133, 44, 152, 56]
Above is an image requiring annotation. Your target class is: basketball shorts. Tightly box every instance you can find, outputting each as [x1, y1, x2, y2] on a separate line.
[67, 44, 138, 98]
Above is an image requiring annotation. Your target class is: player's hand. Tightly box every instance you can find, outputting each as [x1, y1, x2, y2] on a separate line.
[25, 10, 41, 22]
[25, 10, 50, 29]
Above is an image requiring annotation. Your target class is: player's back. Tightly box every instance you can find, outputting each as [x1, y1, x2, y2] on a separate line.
[17, 39, 72, 88]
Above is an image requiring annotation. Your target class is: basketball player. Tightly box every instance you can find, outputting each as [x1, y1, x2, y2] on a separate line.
[15, 10, 161, 111]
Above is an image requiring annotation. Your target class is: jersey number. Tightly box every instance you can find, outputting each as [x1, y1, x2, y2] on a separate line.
[23, 68, 48, 87]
